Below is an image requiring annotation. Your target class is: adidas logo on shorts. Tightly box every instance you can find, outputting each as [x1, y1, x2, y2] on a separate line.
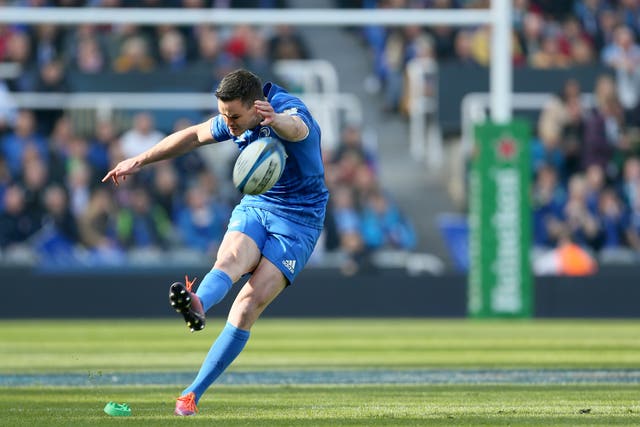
[282, 259, 296, 274]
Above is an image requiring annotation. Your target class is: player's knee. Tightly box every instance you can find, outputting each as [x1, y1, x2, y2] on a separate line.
[213, 255, 244, 282]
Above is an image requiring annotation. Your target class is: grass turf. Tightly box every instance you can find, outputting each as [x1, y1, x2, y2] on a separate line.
[2, 385, 640, 426]
[1, 319, 640, 425]
[2, 318, 640, 373]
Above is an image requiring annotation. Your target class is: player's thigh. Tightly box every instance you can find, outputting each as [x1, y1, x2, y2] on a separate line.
[228, 257, 287, 328]
[214, 231, 262, 282]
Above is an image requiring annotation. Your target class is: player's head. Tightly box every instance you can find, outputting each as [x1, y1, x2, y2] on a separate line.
[215, 69, 264, 136]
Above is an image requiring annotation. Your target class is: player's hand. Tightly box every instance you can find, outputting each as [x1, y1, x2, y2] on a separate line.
[101, 157, 142, 186]
[255, 100, 276, 126]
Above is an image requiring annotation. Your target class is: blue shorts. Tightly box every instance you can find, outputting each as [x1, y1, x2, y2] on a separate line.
[226, 205, 322, 284]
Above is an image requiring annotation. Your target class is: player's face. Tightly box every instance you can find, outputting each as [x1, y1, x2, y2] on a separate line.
[218, 99, 261, 136]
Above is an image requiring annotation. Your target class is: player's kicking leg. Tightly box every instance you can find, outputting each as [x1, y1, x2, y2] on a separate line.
[174, 257, 286, 416]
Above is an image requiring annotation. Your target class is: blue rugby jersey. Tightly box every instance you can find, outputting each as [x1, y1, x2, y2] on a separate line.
[211, 82, 329, 229]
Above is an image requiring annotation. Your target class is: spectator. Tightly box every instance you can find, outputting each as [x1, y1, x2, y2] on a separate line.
[426, 0, 457, 59]
[77, 188, 124, 265]
[47, 115, 76, 183]
[77, 187, 121, 256]
[244, 29, 273, 81]
[115, 186, 173, 250]
[150, 162, 180, 220]
[0, 184, 41, 249]
[585, 163, 607, 213]
[42, 183, 78, 243]
[558, 16, 595, 65]
[32, 24, 64, 67]
[1, 109, 48, 178]
[451, 29, 481, 67]
[268, 25, 310, 61]
[72, 35, 108, 74]
[530, 34, 572, 68]
[537, 78, 585, 182]
[112, 35, 155, 73]
[194, 25, 233, 68]
[517, 12, 545, 64]
[531, 124, 566, 178]
[582, 74, 625, 179]
[333, 124, 378, 176]
[176, 185, 229, 256]
[34, 184, 80, 262]
[561, 80, 586, 180]
[597, 186, 630, 251]
[601, 25, 640, 119]
[562, 174, 603, 250]
[470, 24, 525, 67]
[4, 31, 38, 91]
[167, 117, 207, 181]
[379, 27, 406, 112]
[224, 24, 255, 62]
[119, 112, 165, 159]
[0, 155, 10, 211]
[331, 185, 366, 275]
[0, 23, 17, 63]
[67, 134, 104, 183]
[620, 156, 640, 208]
[360, 188, 417, 251]
[88, 120, 118, 178]
[66, 161, 92, 217]
[624, 180, 640, 253]
[20, 154, 49, 226]
[193, 25, 238, 92]
[34, 59, 69, 135]
[574, 0, 604, 44]
[65, 23, 111, 71]
[532, 163, 566, 248]
[619, 0, 640, 36]
[594, 7, 620, 52]
[157, 27, 188, 71]
[0, 80, 17, 137]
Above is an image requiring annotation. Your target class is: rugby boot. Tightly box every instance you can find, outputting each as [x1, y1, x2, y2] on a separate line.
[169, 275, 205, 332]
[174, 392, 198, 416]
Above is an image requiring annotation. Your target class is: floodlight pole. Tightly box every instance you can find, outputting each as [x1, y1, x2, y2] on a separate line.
[490, 0, 513, 123]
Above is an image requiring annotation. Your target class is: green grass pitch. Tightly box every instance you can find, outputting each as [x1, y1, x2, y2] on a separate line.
[1, 318, 640, 426]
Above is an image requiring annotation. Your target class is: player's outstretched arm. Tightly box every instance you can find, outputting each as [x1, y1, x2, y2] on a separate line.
[102, 119, 215, 185]
[254, 100, 309, 142]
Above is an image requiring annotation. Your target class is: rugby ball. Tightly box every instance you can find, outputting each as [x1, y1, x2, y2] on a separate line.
[233, 137, 287, 195]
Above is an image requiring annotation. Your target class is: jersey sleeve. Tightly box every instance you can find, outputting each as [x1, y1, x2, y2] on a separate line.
[275, 94, 314, 133]
[210, 115, 232, 142]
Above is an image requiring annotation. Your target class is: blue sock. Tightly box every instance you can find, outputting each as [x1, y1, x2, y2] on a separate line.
[183, 322, 250, 402]
[195, 268, 233, 312]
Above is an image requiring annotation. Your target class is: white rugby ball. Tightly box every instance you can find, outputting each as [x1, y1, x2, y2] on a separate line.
[233, 137, 287, 195]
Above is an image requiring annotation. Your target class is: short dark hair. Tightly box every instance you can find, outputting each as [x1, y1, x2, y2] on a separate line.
[215, 69, 263, 108]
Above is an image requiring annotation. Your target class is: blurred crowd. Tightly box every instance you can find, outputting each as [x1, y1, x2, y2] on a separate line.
[348, 0, 640, 113]
[532, 72, 640, 270]
[0, 0, 418, 270]
[8, 0, 640, 272]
